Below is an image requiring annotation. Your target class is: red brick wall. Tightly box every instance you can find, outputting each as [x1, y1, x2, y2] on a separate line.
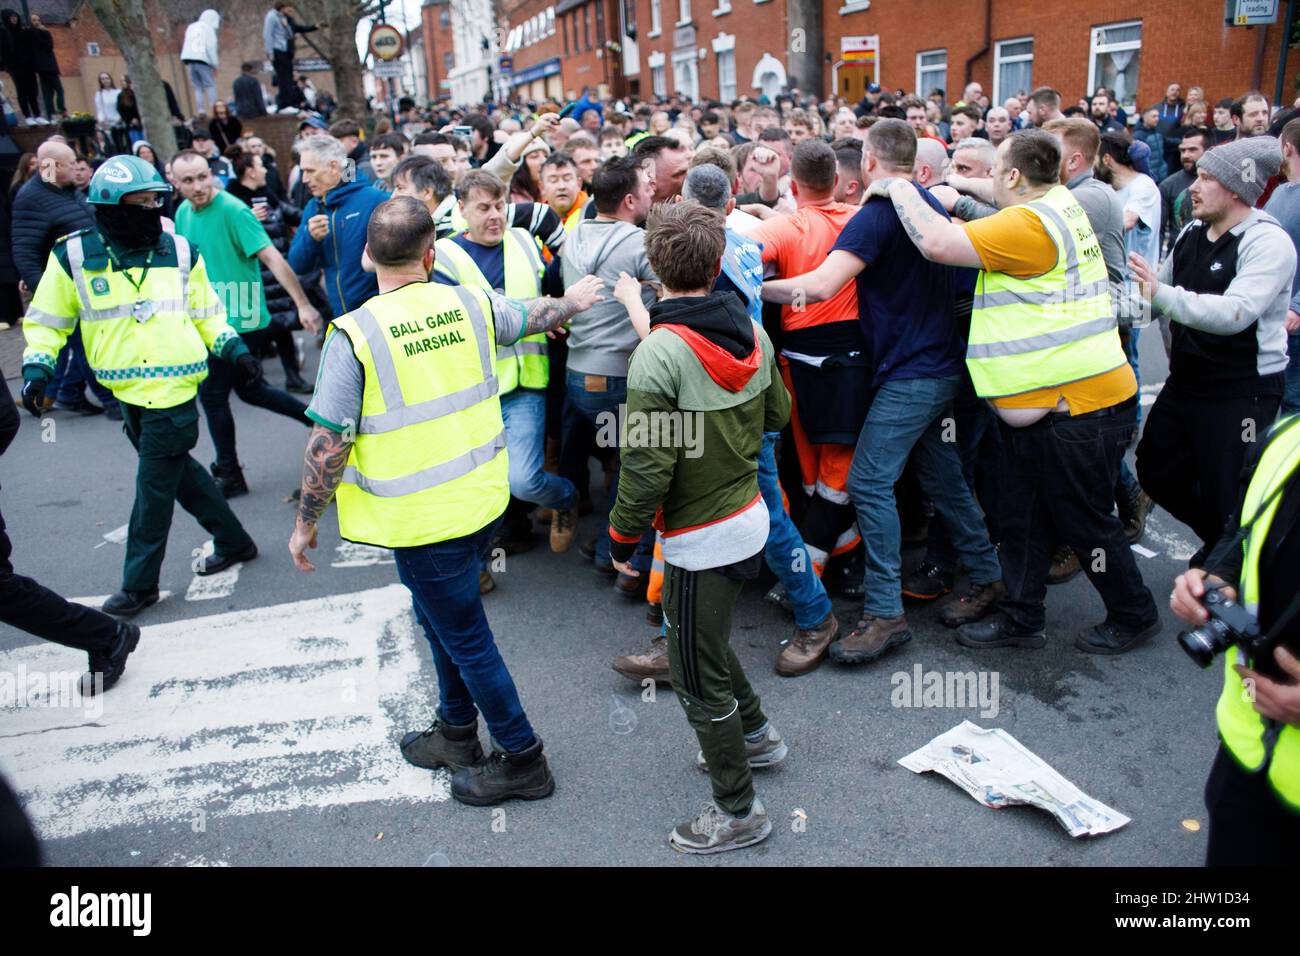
[825, 0, 1290, 110]
[421, 1, 457, 101]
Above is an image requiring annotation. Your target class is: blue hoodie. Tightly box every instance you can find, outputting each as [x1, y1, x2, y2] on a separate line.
[287, 176, 385, 316]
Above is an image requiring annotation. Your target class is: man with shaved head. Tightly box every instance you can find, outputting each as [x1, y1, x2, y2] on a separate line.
[912, 138, 948, 188]
[12, 138, 119, 416]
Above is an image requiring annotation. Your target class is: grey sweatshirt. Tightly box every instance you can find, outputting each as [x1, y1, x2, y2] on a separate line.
[561, 217, 659, 378]
[1264, 180, 1300, 315]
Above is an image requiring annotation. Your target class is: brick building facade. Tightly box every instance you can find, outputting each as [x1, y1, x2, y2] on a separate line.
[494, 0, 1297, 111]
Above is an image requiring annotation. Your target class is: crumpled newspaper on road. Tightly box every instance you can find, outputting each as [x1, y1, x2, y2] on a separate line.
[899, 721, 1131, 838]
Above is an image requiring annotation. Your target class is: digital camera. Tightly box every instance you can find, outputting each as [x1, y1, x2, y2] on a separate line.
[1178, 588, 1265, 669]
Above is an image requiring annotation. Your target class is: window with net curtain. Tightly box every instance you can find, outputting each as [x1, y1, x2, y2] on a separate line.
[718, 50, 737, 102]
[1092, 22, 1142, 109]
[917, 49, 947, 99]
[995, 39, 1032, 105]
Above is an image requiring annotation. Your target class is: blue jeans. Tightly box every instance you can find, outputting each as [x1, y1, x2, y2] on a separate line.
[501, 388, 576, 510]
[187, 61, 217, 115]
[1284, 331, 1300, 416]
[849, 375, 1002, 619]
[394, 518, 537, 753]
[925, 377, 1000, 572]
[759, 432, 832, 629]
[562, 368, 654, 571]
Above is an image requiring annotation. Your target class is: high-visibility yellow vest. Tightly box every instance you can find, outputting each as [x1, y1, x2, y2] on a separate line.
[330, 282, 508, 548]
[966, 185, 1124, 399]
[22, 230, 235, 409]
[433, 228, 548, 394]
[1216, 414, 1300, 811]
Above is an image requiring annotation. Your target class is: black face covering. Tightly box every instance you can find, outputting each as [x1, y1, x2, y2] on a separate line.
[95, 204, 164, 250]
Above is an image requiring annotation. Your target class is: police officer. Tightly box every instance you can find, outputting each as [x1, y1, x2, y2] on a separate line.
[433, 169, 579, 577]
[289, 196, 602, 806]
[21, 155, 259, 618]
[1172, 414, 1300, 865]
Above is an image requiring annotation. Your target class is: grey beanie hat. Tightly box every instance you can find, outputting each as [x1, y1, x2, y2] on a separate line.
[1196, 135, 1282, 206]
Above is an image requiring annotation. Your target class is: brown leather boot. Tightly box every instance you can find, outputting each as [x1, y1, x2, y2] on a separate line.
[828, 614, 911, 665]
[479, 568, 496, 595]
[775, 613, 840, 676]
[939, 580, 1007, 628]
[612, 636, 671, 683]
[550, 506, 578, 553]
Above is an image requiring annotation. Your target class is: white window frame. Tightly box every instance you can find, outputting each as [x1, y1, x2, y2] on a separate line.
[714, 33, 736, 100]
[992, 36, 1033, 106]
[837, 0, 870, 14]
[649, 0, 662, 36]
[651, 63, 667, 98]
[678, 0, 692, 26]
[713, 0, 731, 15]
[672, 47, 698, 98]
[915, 48, 946, 100]
[1088, 19, 1142, 110]
[547, 7, 555, 35]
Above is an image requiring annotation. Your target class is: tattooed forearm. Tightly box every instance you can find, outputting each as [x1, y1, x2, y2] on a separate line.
[298, 423, 353, 526]
[521, 294, 587, 335]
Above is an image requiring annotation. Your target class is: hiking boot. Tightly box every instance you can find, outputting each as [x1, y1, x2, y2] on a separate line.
[669, 798, 772, 855]
[828, 614, 911, 665]
[902, 562, 954, 601]
[1075, 619, 1161, 656]
[535, 508, 554, 524]
[939, 580, 1007, 629]
[1047, 546, 1081, 584]
[210, 461, 249, 499]
[450, 737, 555, 806]
[612, 636, 671, 683]
[400, 718, 484, 770]
[763, 583, 794, 615]
[82, 621, 141, 695]
[195, 541, 258, 576]
[550, 506, 578, 553]
[645, 602, 664, 628]
[102, 587, 160, 618]
[1120, 490, 1155, 544]
[697, 723, 788, 771]
[479, 568, 496, 594]
[614, 570, 646, 601]
[775, 613, 839, 676]
[956, 613, 1046, 649]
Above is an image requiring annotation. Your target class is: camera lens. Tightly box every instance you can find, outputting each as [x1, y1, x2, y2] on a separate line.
[1179, 619, 1231, 669]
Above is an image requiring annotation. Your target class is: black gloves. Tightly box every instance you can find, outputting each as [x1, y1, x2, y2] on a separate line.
[235, 352, 263, 387]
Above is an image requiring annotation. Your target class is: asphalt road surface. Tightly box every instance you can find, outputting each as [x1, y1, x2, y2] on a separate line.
[0, 326, 1221, 866]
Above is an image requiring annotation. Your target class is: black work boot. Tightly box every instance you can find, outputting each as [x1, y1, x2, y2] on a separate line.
[400, 718, 484, 770]
[450, 736, 555, 806]
[102, 587, 160, 618]
[210, 461, 249, 499]
[82, 621, 141, 695]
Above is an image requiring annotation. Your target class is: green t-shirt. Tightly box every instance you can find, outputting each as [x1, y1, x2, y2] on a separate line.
[175, 189, 272, 332]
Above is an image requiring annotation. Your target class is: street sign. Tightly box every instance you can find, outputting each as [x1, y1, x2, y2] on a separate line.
[369, 23, 404, 61]
[294, 57, 330, 73]
[1225, 0, 1279, 25]
[373, 61, 405, 78]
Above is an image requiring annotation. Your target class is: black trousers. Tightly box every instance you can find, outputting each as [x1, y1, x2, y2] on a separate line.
[273, 51, 299, 109]
[0, 504, 117, 653]
[996, 399, 1158, 633]
[198, 330, 310, 472]
[1136, 382, 1281, 565]
[38, 71, 64, 115]
[1204, 744, 1300, 866]
[11, 69, 39, 118]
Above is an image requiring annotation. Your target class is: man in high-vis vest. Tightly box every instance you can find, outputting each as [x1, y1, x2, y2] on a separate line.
[432, 170, 579, 563]
[875, 128, 1160, 655]
[540, 153, 587, 234]
[21, 156, 260, 619]
[1171, 414, 1300, 865]
[289, 196, 602, 806]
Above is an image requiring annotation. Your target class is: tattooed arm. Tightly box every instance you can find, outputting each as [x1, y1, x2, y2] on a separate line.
[289, 423, 354, 572]
[490, 273, 606, 344]
[881, 178, 984, 268]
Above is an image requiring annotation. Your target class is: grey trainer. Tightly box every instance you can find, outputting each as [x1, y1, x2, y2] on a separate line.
[696, 722, 788, 771]
[669, 798, 772, 855]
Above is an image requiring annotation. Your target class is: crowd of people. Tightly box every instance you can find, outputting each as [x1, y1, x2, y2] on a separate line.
[3, 64, 1300, 862]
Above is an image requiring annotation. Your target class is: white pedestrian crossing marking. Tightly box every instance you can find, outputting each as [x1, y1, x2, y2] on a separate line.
[185, 564, 242, 601]
[331, 542, 395, 567]
[0, 585, 446, 840]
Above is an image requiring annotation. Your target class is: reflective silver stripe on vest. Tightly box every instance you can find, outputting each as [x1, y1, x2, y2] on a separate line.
[24, 307, 75, 330]
[174, 233, 192, 303]
[495, 339, 548, 362]
[975, 278, 1111, 309]
[966, 314, 1119, 358]
[343, 428, 506, 496]
[67, 234, 191, 322]
[350, 289, 499, 434]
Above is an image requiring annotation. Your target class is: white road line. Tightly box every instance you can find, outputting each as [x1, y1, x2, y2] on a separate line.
[185, 564, 242, 601]
[0, 584, 446, 840]
[102, 524, 128, 545]
[331, 542, 395, 568]
[1143, 512, 1198, 562]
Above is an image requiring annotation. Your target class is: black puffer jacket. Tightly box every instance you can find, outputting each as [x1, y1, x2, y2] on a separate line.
[226, 180, 300, 330]
[11, 177, 94, 289]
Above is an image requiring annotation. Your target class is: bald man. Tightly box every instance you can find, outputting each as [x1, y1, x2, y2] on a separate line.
[12, 138, 119, 416]
[912, 138, 948, 188]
